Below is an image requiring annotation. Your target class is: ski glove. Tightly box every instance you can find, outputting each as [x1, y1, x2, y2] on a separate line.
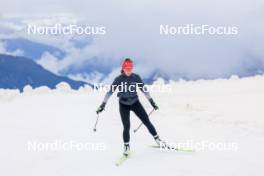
[96, 102, 106, 114]
[149, 98, 159, 110]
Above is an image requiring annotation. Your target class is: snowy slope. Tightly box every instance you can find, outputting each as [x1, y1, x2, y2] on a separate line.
[0, 76, 264, 176]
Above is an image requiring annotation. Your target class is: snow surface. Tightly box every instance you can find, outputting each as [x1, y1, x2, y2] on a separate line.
[0, 75, 264, 176]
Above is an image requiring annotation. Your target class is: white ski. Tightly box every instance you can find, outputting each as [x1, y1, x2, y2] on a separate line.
[115, 153, 130, 166]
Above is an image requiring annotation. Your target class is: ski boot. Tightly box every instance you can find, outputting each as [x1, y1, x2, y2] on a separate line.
[123, 143, 130, 157]
[154, 135, 167, 148]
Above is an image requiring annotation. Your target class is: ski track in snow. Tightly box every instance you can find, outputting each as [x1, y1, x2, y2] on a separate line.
[0, 76, 264, 176]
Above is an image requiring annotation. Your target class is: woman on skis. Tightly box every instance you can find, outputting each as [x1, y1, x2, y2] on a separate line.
[96, 58, 164, 156]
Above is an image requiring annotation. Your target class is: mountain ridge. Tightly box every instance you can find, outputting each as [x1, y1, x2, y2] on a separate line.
[0, 54, 88, 91]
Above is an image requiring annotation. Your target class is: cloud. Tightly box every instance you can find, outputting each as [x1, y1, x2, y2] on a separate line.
[68, 72, 104, 83]
[36, 52, 62, 74]
[0, 0, 264, 80]
[0, 41, 24, 56]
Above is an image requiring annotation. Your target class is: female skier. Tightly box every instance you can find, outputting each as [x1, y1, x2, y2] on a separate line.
[96, 58, 164, 156]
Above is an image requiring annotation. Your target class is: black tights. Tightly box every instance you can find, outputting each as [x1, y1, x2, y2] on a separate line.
[119, 100, 158, 143]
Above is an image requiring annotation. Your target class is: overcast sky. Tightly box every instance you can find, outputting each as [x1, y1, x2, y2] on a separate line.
[0, 0, 264, 81]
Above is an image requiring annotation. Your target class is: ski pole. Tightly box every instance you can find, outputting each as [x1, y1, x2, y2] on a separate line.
[133, 108, 155, 133]
[93, 113, 100, 132]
